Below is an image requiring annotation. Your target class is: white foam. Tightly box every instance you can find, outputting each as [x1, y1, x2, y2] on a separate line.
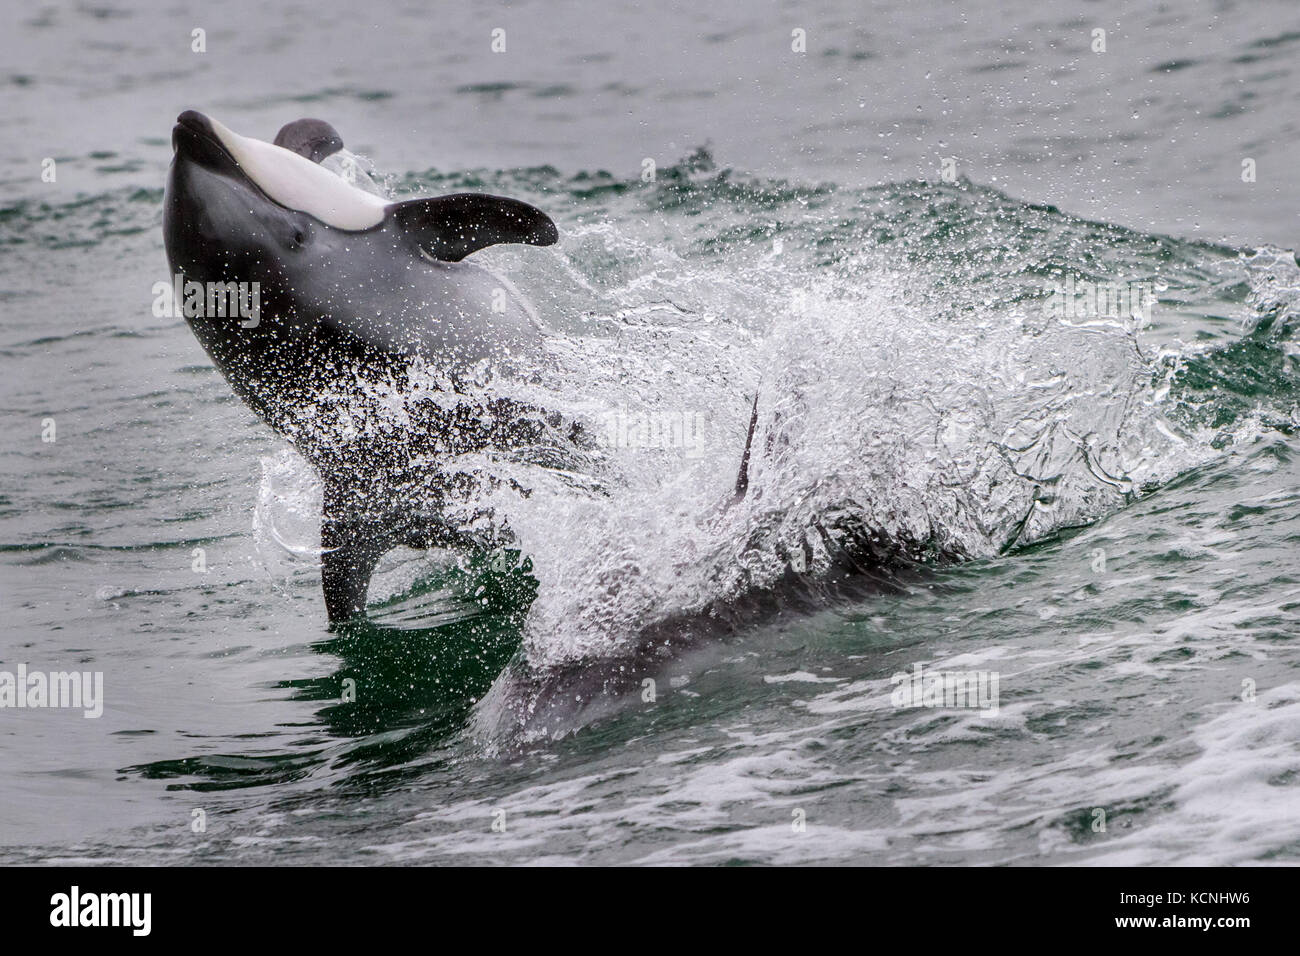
[1082, 683, 1300, 865]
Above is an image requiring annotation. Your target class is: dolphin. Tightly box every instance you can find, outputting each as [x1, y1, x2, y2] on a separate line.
[162, 110, 561, 622]
[272, 117, 344, 163]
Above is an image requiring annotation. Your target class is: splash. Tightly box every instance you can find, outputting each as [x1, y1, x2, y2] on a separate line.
[252, 159, 1299, 675]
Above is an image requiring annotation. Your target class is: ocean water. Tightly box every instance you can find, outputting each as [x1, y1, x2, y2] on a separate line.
[1, 0, 1299, 865]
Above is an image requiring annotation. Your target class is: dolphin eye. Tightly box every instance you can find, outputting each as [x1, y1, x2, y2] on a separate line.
[293, 229, 306, 246]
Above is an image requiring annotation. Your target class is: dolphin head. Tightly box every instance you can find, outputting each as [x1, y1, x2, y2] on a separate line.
[164, 110, 389, 283]
[163, 108, 558, 386]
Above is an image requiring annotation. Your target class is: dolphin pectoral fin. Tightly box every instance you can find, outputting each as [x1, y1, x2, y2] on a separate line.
[320, 490, 478, 623]
[320, 513, 389, 624]
[388, 194, 558, 263]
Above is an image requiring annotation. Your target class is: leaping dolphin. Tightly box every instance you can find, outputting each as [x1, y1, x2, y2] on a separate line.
[162, 110, 560, 622]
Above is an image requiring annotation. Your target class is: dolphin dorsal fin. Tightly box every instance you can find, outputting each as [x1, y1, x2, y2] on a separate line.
[388, 194, 558, 262]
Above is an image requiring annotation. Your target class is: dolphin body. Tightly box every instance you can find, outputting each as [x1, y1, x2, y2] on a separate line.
[162, 111, 561, 622]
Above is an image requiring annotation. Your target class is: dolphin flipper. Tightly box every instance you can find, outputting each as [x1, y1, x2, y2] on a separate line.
[389, 194, 559, 263]
[320, 510, 483, 622]
[320, 512, 390, 622]
[319, 477, 479, 623]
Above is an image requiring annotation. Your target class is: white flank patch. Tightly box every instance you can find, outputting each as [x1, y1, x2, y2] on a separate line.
[206, 115, 389, 231]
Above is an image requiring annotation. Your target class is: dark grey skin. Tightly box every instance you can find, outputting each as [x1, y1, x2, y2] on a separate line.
[272, 117, 344, 163]
[163, 110, 562, 623]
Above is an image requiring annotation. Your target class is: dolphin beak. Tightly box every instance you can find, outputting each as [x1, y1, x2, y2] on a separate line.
[172, 110, 213, 150]
[172, 110, 238, 173]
